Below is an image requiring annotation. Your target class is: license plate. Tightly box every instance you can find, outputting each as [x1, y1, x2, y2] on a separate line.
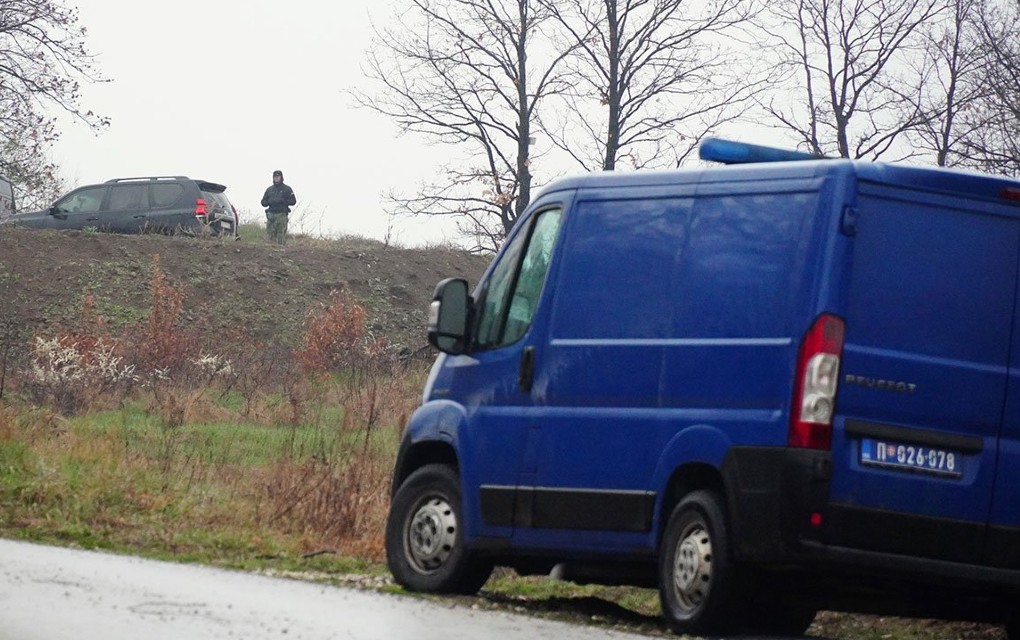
[859, 438, 963, 478]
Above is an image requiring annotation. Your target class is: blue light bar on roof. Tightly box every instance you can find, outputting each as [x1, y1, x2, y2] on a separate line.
[700, 137, 821, 165]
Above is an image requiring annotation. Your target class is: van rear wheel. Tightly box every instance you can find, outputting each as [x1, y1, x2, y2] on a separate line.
[658, 490, 743, 636]
[386, 464, 493, 595]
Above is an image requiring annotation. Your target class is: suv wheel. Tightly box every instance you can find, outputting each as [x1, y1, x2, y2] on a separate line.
[386, 464, 493, 594]
[658, 489, 743, 636]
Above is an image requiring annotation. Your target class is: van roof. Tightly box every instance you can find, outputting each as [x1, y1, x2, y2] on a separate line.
[539, 145, 1020, 209]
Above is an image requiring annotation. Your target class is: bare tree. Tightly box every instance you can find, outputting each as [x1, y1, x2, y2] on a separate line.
[905, 0, 988, 166]
[1, 134, 69, 211]
[950, 0, 1020, 175]
[0, 0, 107, 206]
[357, 0, 573, 251]
[760, 0, 945, 159]
[540, 0, 761, 171]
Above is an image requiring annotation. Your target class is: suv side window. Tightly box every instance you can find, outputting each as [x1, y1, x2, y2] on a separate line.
[475, 208, 563, 350]
[108, 184, 148, 211]
[55, 186, 107, 213]
[151, 183, 184, 208]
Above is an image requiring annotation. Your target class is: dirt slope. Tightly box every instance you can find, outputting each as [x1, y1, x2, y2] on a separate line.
[0, 228, 491, 351]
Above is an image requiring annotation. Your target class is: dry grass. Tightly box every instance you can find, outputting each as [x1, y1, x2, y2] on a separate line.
[0, 366, 419, 563]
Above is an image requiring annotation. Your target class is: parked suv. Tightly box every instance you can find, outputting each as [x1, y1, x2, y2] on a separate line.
[0, 174, 13, 222]
[387, 138, 1020, 637]
[0, 176, 238, 236]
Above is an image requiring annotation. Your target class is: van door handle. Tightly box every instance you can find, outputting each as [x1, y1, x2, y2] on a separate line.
[86, 216, 100, 221]
[518, 346, 535, 393]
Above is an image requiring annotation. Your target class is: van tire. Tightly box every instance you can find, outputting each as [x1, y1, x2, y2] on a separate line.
[658, 490, 742, 636]
[386, 464, 493, 595]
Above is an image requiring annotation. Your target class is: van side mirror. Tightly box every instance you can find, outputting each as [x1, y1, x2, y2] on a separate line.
[427, 278, 472, 354]
[48, 206, 61, 216]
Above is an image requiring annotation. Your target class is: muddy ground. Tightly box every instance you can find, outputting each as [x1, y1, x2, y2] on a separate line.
[0, 228, 490, 351]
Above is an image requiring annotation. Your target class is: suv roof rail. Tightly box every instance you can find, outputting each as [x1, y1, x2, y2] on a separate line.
[105, 176, 190, 183]
[700, 137, 825, 165]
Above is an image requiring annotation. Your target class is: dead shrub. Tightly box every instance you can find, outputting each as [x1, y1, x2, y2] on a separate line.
[264, 382, 394, 559]
[131, 256, 230, 427]
[134, 255, 201, 376]
[24, 291, 137, 414]
[264, 453, 391, 561]
[295, 288, 386, 377]
[0, 402, 15, 440]
[217, 332, 289, 418]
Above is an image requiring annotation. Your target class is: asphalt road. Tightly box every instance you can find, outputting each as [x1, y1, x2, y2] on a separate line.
[0, 539, 644, 640]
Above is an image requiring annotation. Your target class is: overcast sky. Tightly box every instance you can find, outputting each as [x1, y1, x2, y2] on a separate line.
[52, 0, 462, 246]
[50, 0, 804, 247]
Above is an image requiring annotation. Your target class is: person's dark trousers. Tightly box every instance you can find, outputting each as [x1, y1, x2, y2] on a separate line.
[266, 212, 289, 245]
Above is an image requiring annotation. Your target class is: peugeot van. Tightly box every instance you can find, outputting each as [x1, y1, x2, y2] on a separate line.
[385, 139, 1020, 637]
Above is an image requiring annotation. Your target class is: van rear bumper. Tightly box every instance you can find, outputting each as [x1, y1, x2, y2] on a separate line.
[722, 446, 1020, 593]
[721, 446, 831, 565]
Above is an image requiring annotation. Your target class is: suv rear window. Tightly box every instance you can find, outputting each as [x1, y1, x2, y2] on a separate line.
[151, 183, 184, 208]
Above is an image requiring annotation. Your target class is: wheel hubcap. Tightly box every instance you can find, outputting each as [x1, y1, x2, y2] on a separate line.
[673, 525, 713, 611]
[406, 496, 457, 573]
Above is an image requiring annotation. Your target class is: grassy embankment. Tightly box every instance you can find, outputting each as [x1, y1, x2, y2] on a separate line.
[0, 253, 414, 572]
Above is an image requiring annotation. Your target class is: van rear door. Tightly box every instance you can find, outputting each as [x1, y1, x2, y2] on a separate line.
[987, 239, 1020, 570]
[830, 181, 1018, 564]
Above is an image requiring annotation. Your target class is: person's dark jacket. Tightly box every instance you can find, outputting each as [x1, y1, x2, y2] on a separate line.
[261, 182, 296, 214]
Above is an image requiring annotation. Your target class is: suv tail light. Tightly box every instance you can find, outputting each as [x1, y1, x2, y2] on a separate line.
[195, 198, 208, 219]
[789, 314, 845, 449]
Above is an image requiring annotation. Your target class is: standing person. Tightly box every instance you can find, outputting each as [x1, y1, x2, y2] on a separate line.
[261, 170, 296, 245]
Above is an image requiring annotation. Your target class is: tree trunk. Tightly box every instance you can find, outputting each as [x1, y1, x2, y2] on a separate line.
[516, 0, 533, 223]
[603, 0, 621, 171]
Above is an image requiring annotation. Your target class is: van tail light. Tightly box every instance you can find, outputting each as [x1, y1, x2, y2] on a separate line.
[1001, 188, 1020, 203]
[789, 314, 845, 450]
[194, 198, 208, 219]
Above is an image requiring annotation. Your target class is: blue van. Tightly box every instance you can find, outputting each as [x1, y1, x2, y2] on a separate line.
[385, 139, 1020, 636]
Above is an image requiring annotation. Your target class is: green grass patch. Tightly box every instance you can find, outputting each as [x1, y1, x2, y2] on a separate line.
[0, 381, 401, 573]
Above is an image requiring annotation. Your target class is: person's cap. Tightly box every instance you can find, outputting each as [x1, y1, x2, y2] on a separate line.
[273, 170, 283, 178]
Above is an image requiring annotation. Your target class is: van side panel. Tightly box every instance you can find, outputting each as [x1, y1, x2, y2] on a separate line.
[659, 187, 823, 424]
[517, 190, 690, 551]
[830, 186, 1018, 564]
[511, 180, 829, 552]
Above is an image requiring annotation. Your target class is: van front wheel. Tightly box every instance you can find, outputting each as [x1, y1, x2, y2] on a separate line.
[658, 490, 742, 636]
[386, 464, 493, 595]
